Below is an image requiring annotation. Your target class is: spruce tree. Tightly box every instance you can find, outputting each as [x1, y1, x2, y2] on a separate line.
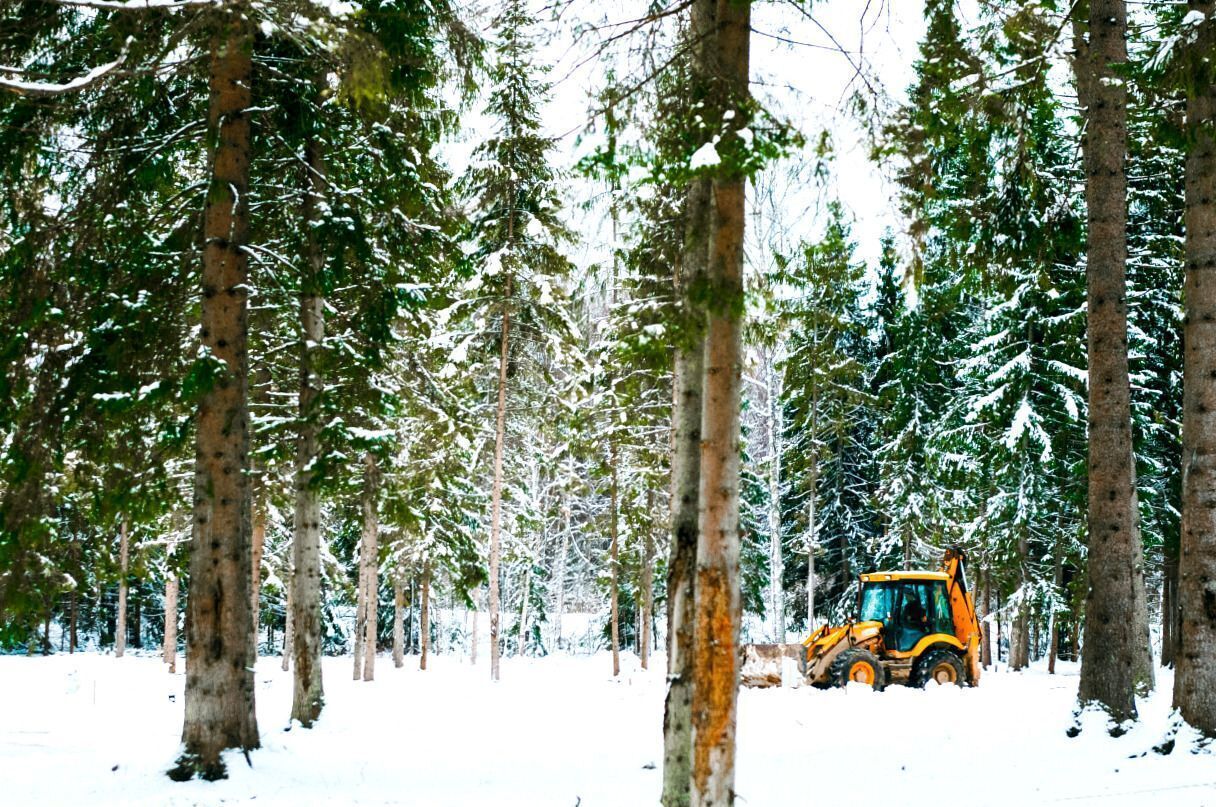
[1073, 0, 1155, 726]
[1171, 0, 1216, 738]
[778, 202, 873, 625]
[460, 0, 574, 681]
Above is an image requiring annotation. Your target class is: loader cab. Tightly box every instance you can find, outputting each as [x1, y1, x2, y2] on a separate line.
[857, 574, 955, 652]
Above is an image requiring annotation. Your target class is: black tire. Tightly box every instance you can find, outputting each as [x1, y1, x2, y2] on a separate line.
[829, 648, 885, 690]
[913, 648, 966, 687]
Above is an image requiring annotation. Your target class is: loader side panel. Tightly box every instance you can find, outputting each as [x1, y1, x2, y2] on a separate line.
[884, 632, 963, 661]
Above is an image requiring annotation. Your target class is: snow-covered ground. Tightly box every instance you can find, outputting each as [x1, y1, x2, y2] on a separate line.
[1, 650, 1212, 806]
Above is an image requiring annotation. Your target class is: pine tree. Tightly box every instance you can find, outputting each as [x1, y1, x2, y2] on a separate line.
[1072, 0, 1155, 726]
[662, 17, 707, 805]
[173, 0, 260, 779]
[1126, 18, 1185, 669]
[1172, 0, 1216, 739]
[460, 0, 574, 681]
[878, 0, 982, 571]
[778, 202, 873, 626]
[689, 0, 750, 802]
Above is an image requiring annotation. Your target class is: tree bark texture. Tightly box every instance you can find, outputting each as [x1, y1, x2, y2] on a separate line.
[1010, 605, 1030, 671]
[641, 489, 655, 670]
[610, 443, 621, 677]
[1074, 0, 1155, 722]
[250, 510, 265, 653]
[393, 575, 405, 668]
[996, 590, 1004, 665]
[690, 2, 749, 803]
[116, 520, 129, 658]
[69, 589, 78, 654]
[979, 570, 992, 669]
[806, 363, 819, 626]
[489, 295, 510, 682]
[281, 576, 293, 672]
[553, 500, 570, 650]
[518, 561, 531, 657]
[361, 454, 380, 682]
[471, 591, 479, 665]
[175, 3, 259, 778]
[806, 490, 816, 628]
[290, 130, 327, 727]
[1049, 547, 1063, 674]
[164, 573, 179, 673]
[1175, 2, 1216, 735]
[353, 546, 367, 680]
[420, 561, 431, 671]
[765, 355, 784, 642]
[1010, 535, 1030, 671]
[1162, 549, 1180, 667]
[661, 104, 711, 807]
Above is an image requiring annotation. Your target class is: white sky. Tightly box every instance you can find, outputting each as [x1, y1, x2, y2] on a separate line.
[452, 0, 928, 276]
[747, 0, 926, 268]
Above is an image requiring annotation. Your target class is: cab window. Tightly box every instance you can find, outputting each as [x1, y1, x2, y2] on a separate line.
[895, 582, 933, 651]
[859, 582, 898, 623]
[932, 581, 954, 635]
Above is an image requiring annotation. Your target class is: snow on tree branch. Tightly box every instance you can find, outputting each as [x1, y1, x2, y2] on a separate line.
[48, 0, 219, 9]
[0, 41, 131, 97]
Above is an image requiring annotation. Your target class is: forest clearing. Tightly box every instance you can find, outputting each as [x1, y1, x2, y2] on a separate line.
[3, 643, 1213, 807]
[4, 0, 1216, 804]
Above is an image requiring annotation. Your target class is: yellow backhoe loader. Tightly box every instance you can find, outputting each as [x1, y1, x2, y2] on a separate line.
[741, 547, 982, 689]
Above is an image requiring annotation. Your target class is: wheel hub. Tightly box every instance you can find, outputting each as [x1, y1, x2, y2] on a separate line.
[932, 664, 957, 684]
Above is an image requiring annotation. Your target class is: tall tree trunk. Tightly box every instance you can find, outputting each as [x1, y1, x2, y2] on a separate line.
[471, 590, 479, 665]
[1073, 0, 1154, 724]
[690, 2, 749, 803]
[806, 479, 817, 628]
[1162, 548, 1179, 667]
[133, 590, 144, 649]
[406, 582, 415, 653]
[1049, 543, 1064, 674]
[353, 544, 367, 680]
[250, 511, 265, 653]
[979, 569, 992, 669]
[173, 3, 259, 778]
[765, 353, 784, 642]
[553, 499, 570, 650]
[281, 576, 293, 672]
[420, 561, 431, 671]
[996, 589, 1004, 665]
[1010, 534, 1030, 671]
[116, 520, 129, 658]
[489, 289, 510, 682]
[164, 573, 179, 674]
[661, 42, 711, 807]
[807, 334, 820, 625]
[290, 129, 327, 727]
[393, 575, 405, 669]
[361, 454, 380, 682]
[641, 489, 655, 670]
[609, 442, 621, 677]
[518, 562, 531, 658]
[1175, 3, 1216, 735]
[69, 588, 77, 654]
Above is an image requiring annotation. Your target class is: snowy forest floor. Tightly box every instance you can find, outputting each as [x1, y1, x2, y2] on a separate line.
[1, 651, 1213, 806]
